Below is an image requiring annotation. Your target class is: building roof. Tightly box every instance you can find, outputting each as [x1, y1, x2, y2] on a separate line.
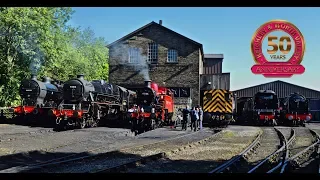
[204, 54, 224, 59]
[233, 80, 320, 99]
[106, 21, 204, 56]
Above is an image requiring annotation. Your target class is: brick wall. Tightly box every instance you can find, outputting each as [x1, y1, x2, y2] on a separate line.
[108, 23, 201, 108]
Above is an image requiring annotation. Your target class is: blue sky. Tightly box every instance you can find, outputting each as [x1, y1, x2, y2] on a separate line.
[68, 7, 320, 91]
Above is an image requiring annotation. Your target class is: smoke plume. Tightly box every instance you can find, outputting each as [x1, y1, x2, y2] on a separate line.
[112, 44, 150, 81]
[2, 29, 45, 76]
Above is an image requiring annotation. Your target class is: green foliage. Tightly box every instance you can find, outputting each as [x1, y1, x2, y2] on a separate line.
[0, 7, 109, 107]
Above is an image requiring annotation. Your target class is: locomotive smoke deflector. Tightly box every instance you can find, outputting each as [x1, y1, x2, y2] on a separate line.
[145, 80, 151, 88]
[77, 74, 85, 79]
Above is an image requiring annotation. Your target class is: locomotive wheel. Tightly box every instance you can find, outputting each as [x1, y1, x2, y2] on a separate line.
[151, 119, 156, 130]
[79, 118, 86, 129]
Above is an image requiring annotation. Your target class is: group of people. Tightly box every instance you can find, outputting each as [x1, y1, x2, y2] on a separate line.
[181, 105, 203, 131]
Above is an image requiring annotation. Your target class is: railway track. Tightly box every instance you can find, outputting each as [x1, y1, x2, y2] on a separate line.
[278, 128, 320, 173]
[0, 128, 222, 173]
[249, 128, 295, 173]
[207, 127, 291, 173]
[92, 127, 262, 173]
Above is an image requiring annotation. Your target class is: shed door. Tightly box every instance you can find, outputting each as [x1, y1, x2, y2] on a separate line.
[309, 99, 320, 121]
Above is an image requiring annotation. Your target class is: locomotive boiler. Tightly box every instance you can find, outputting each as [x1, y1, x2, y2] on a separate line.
[242, 90, 280, 126]
[280, 92, 311, 126]
[50, 74, 136, 130]
[129, 80, 174, 134]
[13, 75, 63, 125]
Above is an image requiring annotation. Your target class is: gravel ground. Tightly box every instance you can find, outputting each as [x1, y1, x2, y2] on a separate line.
[247, 127, 279, 164]
[0, 126, 137, 171]
[290, 157, 319, 173]
[122, 126, 262, 173]
[0, 124, 53, 136]
[290, 127, 315, 158]
[35, 127, 221, 173]
[230, 127, 282, 173]
[0, 126, 209, 172]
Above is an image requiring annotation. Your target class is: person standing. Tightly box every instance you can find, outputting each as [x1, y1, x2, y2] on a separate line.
[191, 107, 198, 131]
[182, 106, 190, 131]
[198, 106, 203, 130]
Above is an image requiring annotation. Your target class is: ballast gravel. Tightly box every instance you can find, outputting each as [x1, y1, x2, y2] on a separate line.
[125, 126, 262, 173]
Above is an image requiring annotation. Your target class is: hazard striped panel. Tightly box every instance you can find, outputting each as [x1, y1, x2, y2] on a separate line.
[202, 89, 233, 113]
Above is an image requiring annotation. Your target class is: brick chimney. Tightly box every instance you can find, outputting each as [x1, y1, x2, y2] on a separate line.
[159, 20, 162, 25]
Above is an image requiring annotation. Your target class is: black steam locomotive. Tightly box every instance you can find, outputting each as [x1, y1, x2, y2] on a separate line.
[280, 92, 311, 126]
[13, 74, 64, 125]
[241, 90, 280, 126]
[50, 74, 136, 130]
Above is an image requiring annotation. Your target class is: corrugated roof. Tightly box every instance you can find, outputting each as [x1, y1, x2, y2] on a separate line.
[204, 54, 224, 59]
[233, 80, 320, 99]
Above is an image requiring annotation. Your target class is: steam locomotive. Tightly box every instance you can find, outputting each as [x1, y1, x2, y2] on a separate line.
[12, 75, 64, 125]
[241, 90, 280, 126]
[129, 80, 174, 134]
[280, 92, 312, 126]
[49, 74, 136, 130]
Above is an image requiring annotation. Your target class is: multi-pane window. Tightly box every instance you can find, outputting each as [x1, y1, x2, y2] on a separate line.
[128, 47, 140, 63]
[167, 49, 178, 63]
[147, 43, 158, 63]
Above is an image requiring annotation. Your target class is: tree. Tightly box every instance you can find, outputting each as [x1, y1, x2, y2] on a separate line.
[0, 7, 74, 106]
[0, 8, 109, 107]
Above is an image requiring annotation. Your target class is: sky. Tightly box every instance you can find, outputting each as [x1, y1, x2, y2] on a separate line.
[68, 7, 320, 91]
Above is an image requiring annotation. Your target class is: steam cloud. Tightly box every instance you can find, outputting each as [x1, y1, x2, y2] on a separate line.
[26, 33, 45, 75]
[0, 28, 45, 76]
[113, 44, 150, 81]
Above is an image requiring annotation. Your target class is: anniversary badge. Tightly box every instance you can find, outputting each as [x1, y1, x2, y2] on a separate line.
[251, 19, 306, 78]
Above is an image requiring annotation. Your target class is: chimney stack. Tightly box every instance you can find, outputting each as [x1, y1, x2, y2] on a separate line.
[77, 74, 85, 79]
[144, 80, 151, 88]
[159, 20, 162, 25]
[31, 74, 37, 80]
[42, 77, 51, 83]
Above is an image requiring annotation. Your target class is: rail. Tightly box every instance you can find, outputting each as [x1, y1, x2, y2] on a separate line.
[92, 129, 223, 173]
[248, 128, 295, 173]
[279, 128, 320, 173]
[0, 129, 219, 173]
[208, 131, 262, 173]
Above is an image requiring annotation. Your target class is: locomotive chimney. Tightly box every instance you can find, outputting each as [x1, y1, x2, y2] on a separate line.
[77, 74, 84, 79]
[42, 77, 51, 83]
[31, 74, 37, 80]
[144, 80, 151, 88]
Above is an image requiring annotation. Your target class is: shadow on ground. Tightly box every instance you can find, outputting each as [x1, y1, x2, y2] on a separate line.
[0, 147, 317, 173]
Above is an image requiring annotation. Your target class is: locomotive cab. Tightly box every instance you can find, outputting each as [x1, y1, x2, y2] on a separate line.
[252, 90, 280, 126]
[281, 92, 311, 126]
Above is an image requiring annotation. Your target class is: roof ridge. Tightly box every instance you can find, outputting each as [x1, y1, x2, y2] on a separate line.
[106, 21, 203, 55]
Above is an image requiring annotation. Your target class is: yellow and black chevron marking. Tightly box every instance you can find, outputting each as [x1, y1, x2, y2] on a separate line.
[202, 89, 233, 113]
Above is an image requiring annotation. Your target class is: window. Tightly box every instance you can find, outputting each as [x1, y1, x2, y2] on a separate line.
[128, 47, 140, 63]
[167, 49, 178, 63]
[224, 93, 230, 101]
[147, 43, 158, 63]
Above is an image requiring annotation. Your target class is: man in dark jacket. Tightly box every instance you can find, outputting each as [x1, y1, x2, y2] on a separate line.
[182, 106, 190, 131]
[191, 107, 199, 131]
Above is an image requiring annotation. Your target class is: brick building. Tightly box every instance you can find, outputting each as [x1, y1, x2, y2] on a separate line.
[107, 20, 229, 112]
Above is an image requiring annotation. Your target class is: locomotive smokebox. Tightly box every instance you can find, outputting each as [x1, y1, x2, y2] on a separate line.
[144, 80, 151, 88]
[77, 74, 85, 79]
[31, 74, 37, 80]
[43, 77, 51, 83]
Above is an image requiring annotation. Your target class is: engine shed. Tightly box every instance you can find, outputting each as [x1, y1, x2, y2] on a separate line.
[233, 80, 320, 122]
